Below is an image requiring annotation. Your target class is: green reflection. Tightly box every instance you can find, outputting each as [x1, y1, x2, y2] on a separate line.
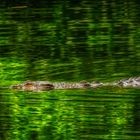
[0, 0, 140, 83]
[0, 0, 140, 139]
[0, 88, 137, 140]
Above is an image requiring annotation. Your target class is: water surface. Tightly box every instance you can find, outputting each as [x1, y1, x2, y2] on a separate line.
[0, 0, 140, 139]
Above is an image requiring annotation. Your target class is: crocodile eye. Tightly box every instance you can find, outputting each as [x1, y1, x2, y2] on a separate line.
[41, 84, 54, 90]
[80, 81, 91, 88]
[83, 83, 91, 88]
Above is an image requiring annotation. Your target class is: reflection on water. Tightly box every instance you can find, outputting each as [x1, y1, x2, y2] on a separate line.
[0, 0, 140, 83]
[0, 88, 139, 140]
[0, 0, 140, 139]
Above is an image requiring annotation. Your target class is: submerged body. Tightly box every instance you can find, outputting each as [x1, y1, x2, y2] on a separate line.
[11, 77, 140, 91]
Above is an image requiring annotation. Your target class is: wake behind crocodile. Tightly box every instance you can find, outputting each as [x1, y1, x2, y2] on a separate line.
[10, 77, 140, 91]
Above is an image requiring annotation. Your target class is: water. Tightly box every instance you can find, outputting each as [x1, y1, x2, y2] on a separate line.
[0, 88, 139, 140]
[0, 0, 140, 139]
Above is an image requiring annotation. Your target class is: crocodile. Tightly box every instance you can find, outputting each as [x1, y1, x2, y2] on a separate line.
[10, 77, 140, 91]
[11, 80, 103, 91]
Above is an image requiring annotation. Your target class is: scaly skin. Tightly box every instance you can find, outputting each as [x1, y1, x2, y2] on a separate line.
[11, 81, 103, 91]
[10, 77, 140, 91]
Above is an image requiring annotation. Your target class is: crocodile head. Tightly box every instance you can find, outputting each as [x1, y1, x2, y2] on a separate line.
[11, 81, 54, 91]
[11, 81, 35, 91]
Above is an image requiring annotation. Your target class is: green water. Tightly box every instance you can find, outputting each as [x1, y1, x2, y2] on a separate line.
[0, 0, 140, 139]
[1, 88, 140, 140]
